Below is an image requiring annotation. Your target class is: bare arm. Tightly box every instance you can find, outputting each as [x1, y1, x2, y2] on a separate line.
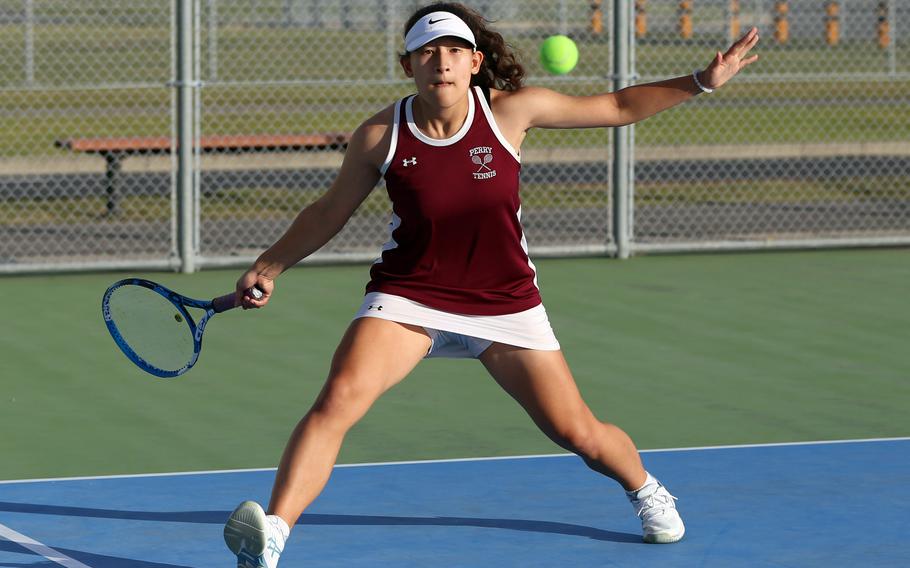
[512, 76, 704, 130]
[496, 28, 759, 133]
[235, 108, 393, 306]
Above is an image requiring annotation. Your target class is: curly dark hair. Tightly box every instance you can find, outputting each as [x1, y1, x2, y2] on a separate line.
[402, 2, 525, 91]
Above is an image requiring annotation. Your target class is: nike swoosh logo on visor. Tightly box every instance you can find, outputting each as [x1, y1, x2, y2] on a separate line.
[428, 18, 449, 25]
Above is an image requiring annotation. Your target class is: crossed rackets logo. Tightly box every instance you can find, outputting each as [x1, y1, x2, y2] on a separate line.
[472, 153, 492, 171]
[469, 146, 496, 180]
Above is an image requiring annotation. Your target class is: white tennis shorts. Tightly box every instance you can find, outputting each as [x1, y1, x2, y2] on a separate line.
[353, 292, 560, 359]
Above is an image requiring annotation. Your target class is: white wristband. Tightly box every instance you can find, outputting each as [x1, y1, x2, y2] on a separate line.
[692, 70, 714, 94]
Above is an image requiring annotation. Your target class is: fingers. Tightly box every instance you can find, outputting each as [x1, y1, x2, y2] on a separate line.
[236, 272, 273, 310]
[240, 286, 268, 309]
[744, 28, 760, 51]
[731, 27, 760, 57]
[703, 27, 760, 89]
[243, 281, 272, 309]
[739, 54, 760, 69]
[739, 26, 759, 45]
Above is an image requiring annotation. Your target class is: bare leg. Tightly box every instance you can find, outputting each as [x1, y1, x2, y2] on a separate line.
[267, 317, 432, 526]
[479, 344, 647, 491]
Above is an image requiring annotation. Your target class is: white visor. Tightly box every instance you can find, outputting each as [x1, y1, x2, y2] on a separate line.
[404, 11, 476, 53]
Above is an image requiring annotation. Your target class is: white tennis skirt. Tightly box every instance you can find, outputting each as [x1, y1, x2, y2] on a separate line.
[353, 292, 560, 358]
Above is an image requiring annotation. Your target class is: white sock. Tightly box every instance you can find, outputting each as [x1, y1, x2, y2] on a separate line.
[268, 515, 291, 542]
[627, 472, 659, 496]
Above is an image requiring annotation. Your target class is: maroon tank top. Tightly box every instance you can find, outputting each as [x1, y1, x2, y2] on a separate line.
[366, 86, 541, 316]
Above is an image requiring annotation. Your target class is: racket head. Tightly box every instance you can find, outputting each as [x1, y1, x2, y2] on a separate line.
[101, 278, 208, 378]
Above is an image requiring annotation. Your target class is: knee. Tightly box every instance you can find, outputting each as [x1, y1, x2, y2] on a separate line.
[309, 373, 380, 427]
[547, 418, 601, 458]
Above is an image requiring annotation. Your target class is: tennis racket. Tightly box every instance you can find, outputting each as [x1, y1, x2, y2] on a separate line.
[471, 153, 493, 171]
[101, 278, 263, 378]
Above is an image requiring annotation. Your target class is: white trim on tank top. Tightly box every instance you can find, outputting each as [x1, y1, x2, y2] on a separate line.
[473, 86, 521, 163]
[379, 99, 402, 176]
[374, 211, 402, 264]
[405, 92, 475, 146]
[516, 205, 539, 289]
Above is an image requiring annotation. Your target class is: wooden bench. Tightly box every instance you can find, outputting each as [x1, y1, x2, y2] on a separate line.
[54, 133, 351, 214]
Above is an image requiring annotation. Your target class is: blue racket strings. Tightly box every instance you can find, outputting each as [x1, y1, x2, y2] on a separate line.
[107, 284, 196, 374]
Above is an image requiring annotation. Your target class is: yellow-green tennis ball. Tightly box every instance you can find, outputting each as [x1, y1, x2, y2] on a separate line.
[540, 35, 578, 75]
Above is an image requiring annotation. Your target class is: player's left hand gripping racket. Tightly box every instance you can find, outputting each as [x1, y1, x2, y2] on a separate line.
[101, 278, 262, 378]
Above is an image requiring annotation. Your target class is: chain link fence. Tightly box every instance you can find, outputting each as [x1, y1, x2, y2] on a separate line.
[1, 0, 908, 273]
[193, 0, 614, 267]
[1, 1, 175, 270]
[632, 0, 910, 251]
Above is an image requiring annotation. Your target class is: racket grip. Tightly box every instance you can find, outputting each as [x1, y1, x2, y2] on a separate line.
[212, 286, 264, 313]
[212, 292, 240, 313]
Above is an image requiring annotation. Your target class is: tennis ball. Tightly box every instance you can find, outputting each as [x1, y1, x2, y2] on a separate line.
[540, 35, 578, 75]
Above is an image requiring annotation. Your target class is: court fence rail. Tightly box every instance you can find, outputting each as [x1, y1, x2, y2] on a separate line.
[1, 0, 907, 274]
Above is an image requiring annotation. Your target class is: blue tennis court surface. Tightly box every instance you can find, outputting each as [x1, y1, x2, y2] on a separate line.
[1, 438, 907, 568]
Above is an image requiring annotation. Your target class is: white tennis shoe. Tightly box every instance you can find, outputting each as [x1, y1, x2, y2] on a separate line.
[627, 476, 686, 544]
[224, 501, 288, 568]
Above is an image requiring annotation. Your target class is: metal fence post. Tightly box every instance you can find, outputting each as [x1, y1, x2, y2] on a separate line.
[194, 0, 203, 261]
[888, 1, 903, 77]
[176, 0, 197, 273]
[208, 0, 218, 81]
[612, 0, 634, 259]
[24, 0, 35, 85]
[386, 0, 397, 81]
[559, 0, 568, 35]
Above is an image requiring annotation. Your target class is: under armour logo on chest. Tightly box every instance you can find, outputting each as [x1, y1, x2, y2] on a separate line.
[402, 157, 417, 167]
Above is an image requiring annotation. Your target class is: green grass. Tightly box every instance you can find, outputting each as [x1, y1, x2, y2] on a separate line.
[1, 250, 908, 480]
[4, 174, 908, 225]
[635, 176, 910, 206]
[3, 78, 908, 158]
[637, 99, 910, 145]
[635, 38, 910, 77]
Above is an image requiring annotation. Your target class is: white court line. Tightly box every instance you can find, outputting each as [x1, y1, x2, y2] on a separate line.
[639, 436, 910, 454]
[0, 522, 92, 568]
[1, 436, 908, 485]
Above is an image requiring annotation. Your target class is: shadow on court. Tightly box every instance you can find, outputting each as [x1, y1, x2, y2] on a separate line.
[0, 539, 192, 568]
[0, 502, 638, 544]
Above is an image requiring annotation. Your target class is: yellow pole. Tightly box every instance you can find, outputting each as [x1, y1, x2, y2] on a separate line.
[826, 1, 840, 46]
[774, 1, 789, 44]
[635, 0, 647, 39]
[679, 0, 693, 40]
[591, 0, 603, 35]
[878, 1, 891, 49]
[729, 0, 740, 42]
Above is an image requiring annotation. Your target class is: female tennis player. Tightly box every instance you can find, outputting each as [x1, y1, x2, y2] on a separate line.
[224, 3, 759, 566]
